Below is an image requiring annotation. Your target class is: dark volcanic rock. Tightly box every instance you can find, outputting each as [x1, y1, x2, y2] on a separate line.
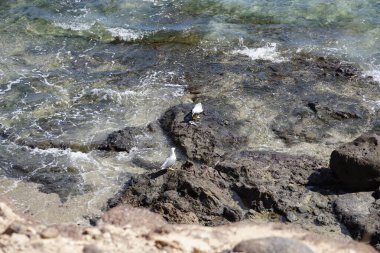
[216, 151, 337, 219]
[272, 95, 370, 145]
[316, 57, 360, 77]
[334, 192, 380, 249]
[330, 132, 380, 191]
[98, 124, 160, 152]
[118, 151, 341, 231]
[121, 161, 243, 226]
[374, 187, 380, 199]
[159, 102, 247, 164]
[232, 237, 314, 253]
[98, 127, 145, 152]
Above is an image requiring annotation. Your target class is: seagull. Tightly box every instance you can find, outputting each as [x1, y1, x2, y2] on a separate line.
[191, 102, 203, 120]
[161, 147, 176, 171]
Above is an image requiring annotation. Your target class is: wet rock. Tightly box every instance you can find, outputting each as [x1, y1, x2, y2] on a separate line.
[159, 102, 247, 164]
[316, 57, 359, 77]
[334, 192, 380, 247]
[130, 156, 161, 171]
[232, 237, 314, 253]
[0, 123, 97, 152]
[272, 95, 370, 145]
[98, 126, 151, 152]
[40, 227, 59, 239]
[29, 167, 88, 203]
[330, 132, 380, 191]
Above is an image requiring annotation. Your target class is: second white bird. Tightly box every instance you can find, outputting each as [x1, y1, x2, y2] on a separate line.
[161, 147, 176, 170]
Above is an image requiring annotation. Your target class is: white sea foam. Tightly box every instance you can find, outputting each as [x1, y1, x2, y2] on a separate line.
[232, 43, 287, 63]
[90, 88, 136, 104]
[0, 77, 23, 94]
[364, 69, 380, 83]
[107, 27, 144, 41]
[54, 21, 95, 31]
[139, 71, 186, 97]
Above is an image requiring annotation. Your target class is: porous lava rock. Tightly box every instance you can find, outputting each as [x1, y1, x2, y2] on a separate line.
[330, 132, 380, 191]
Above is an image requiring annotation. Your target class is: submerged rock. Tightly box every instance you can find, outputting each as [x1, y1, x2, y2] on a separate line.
[330, 132, 380, 191]
[5, 164, 88, 203]
[98, 126, 153, 152]
[272, 95, 370, 145]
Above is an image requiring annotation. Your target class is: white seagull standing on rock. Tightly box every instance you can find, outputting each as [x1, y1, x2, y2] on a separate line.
[161, 147, 176, 171]
[192, 102, 203, 120]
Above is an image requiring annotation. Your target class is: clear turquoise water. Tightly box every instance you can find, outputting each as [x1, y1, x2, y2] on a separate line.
[0, 0, 379, 224]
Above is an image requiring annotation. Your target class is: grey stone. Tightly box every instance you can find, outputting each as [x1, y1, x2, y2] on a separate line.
[334, 192, 380, 245]
[40, 227, 59, 239]
[232, 237, 314, 253]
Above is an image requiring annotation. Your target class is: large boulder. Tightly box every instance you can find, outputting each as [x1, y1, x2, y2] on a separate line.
[159, 102, 247, 165]
[330, 133, 380, 191]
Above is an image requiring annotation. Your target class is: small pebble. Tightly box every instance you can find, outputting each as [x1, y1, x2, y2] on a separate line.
[40, 227, 59, 239]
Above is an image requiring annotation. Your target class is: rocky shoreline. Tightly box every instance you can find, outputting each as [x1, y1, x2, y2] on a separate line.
[1, 52, 379, 252]
[106, 100, 380, 250]
[98, 52, 380, 250]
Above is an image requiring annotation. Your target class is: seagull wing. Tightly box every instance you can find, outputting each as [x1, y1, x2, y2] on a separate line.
[161, 158, 170, 170]
[192, 103, 203, 114]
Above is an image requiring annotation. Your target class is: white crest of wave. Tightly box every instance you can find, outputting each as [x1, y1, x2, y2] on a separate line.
[232, 43, 287, 63]
[364, 69, 380, 83]
[107, 27, 144, 41]
[54, 21, 95, 31]
[90, 88, 136, 104]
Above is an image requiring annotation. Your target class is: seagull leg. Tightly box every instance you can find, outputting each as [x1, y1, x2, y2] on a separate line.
[168, 167, 175, 171]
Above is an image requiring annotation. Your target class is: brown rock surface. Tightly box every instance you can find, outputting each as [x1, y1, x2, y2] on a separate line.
[0, 201, 376, 253]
